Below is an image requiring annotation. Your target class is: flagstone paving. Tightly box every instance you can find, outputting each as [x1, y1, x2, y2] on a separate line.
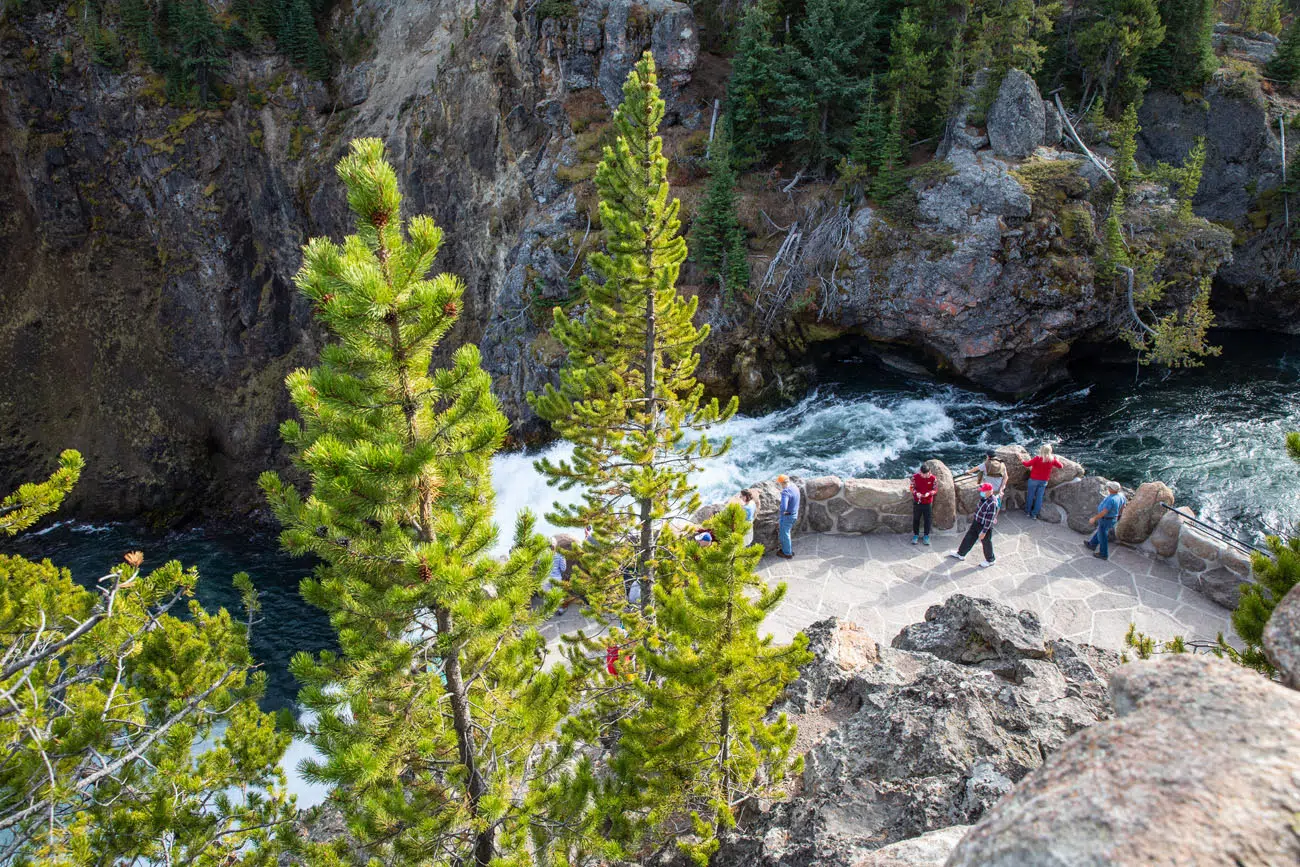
[755, 512, 1234, 652]
[541, 512, 1235, 656]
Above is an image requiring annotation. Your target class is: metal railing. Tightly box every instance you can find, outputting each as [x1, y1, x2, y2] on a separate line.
[1158, 502, 1272, 559]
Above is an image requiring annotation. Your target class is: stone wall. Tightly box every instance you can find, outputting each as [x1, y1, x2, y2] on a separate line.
[719, 443, 1258, 608]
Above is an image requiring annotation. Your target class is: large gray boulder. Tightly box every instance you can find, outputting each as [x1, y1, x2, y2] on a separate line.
[986, 69, 1045, 158]
[930, 459, 957, 531]
[1148, 505, 1190, 557]
[1115, 481, 1174, 545]
[1264, 581, 1300, 689]
[713, 602, 1118, 867]
[916, 148, 1032, 232]
[892, 594, 1047, 664]
[1050, 475, 1106, 534]
[858, 826, 971, 867]
[946, 655, 1300, 866]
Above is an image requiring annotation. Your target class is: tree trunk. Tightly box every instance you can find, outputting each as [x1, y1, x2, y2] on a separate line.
[438, 606, 495, 866]
[637, 79, 659, 615]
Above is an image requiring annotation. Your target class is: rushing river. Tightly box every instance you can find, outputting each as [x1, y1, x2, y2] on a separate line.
[7, 331, 1300, 716]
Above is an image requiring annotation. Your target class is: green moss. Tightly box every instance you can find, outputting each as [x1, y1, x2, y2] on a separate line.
[1060, 204, 1095, 242]
[248, 127, 264, 150]
[168, 112, 199, 138]
[556, 162, 597, 184]
[1011, 159, 1091, 210]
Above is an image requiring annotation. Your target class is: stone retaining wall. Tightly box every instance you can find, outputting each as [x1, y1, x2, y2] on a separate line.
[712, 444, 1258, 609]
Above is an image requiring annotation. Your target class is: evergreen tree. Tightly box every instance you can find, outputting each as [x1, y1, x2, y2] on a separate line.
[726, 1, 806, 166]
[849, 74, 888, 172]
[1113, 101, 1141, 189]
[119, 0, 152, 41]
[1, 454, 291, 864]
[690, 126, 749, 303]
[178, 0, 225, 106]
[262, 138, 578, 866]
[1074, 0, 1164, 114]
[610, 506, 812, 863]
[1144, 0, 1216, 91]
[530, 53, 737, 629]
[794, 0, 883, 163]
[1173, 136, 1205, 220]
[1099, 204, 1130, 279]
[886, 8, 935, 137]
[871, 93, 909, 202]
[1232, 534, 1300, 673]
[1269, 16, 1300, 89]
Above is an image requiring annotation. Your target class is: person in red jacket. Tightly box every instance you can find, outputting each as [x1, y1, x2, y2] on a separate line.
[910, 461, 938, 545]
[1022, 444, 1064, 519]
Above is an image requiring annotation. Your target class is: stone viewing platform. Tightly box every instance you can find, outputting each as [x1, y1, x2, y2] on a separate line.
[715, 445, 1249, 654]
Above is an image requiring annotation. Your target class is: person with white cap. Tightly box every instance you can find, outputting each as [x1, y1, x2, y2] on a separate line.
[950, 482, 998, 567]
[1085, 480, 1127, 560]
[776, 474, 800, 559]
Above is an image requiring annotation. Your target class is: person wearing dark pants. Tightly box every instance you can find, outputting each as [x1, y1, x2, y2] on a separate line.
[910, 461, 937, 545]
[951, 483, 998, 568]
[1085, 480, 1127, 560]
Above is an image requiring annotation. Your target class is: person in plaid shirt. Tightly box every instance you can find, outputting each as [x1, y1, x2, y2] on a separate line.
[950, 482, 998, 567]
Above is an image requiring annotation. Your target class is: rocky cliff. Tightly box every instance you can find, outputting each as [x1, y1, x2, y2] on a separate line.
[0, 4, 1290, 522]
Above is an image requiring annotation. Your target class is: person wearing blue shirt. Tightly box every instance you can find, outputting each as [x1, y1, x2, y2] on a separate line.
[777, 475, 800, 558]
[1085, 481, 1127, 560]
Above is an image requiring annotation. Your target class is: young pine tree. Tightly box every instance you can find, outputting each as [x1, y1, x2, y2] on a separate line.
[849, 74, 887, 174]
[1113, 101, 1141, 189]
[1, 453, 292, 865]
[794, 0, 884, 163]
[178, 0, 226, 106]
[262, 139, 578, 866]
[1230, 525, 1300, 674]
[690, 126, 749, 303]
[1144, 0, 1217, 91]
[726, 2, 808, 166]
[1271, 16, 1300, 90]
[610, 505, 811, 863]
[1075, 0, 1164, 114]
[870, 94, 909, 202]
[886, 8, 935, 138]
[530, 53, 737, 630]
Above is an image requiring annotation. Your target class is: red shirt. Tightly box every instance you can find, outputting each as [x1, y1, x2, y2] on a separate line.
[911, 472, 937, 504]
[1023, 456, 1064, 482]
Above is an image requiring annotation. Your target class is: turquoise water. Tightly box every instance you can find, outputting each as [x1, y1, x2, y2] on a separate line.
[6, 331, 1300, 714]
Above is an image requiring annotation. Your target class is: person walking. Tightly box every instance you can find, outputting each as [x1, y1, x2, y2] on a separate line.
[910, 461, 938, 545]
[776, 475, 800, 559]
[950, 482, 998, 567]
[738, 489, 757, 547]
[1022, 444, 1064, 519]
[1085, 481, 1127, 560]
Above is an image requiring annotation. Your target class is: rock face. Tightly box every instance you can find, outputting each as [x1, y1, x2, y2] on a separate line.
[930, 460, 957, 531]
[713, 600, 1119, 867]
[947, 655, 1300, 866]
[1149, 505, 1189, 557]
[986, 70, 1045, 158]
[892, 594, 1048, 664]
[570, 0, 699, 120]
[1115, 481, 1175, 544]
[1264, 581, 1300, 688]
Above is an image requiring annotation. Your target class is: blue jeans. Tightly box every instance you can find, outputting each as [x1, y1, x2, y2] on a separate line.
[1087, 518, 1115, 558]
[1025, 479, 1047, 517]
[779, 513, 796, 556]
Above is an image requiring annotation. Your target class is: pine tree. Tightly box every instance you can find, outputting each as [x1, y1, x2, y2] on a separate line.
[178, 0, 225, 106]
[610, 505, 812, 863]
[794, 0, 883, 163]
[1074, 0, 1164, 113]
[262, 138, 580, 866]
[1099, 203, 1130, 279]
[886, 8, 935, 137]
[1174, 136, 1205, 220]
[871, 93, 909, 202]
[1144, 0, 1217, 91]
[530, 53, 737, 630]
[1, 454, 291, 864]
[1269, 16, 1300, 89]
[849, 74, 888, 172]
[690, 126, 749, 303]
[1113, 101, 1141, 189]
[726, 2, 802, 166]
[119, 0, 152, 41]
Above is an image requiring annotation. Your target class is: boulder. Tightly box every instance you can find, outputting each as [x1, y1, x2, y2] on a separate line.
[1198, 566, 1248, 610]
[837, 508, 879, 534]
[930, 459, 957, 531]
[1149, 505, 1190, 558]
[986, 69, 1045, 159]
[805, 500, 835, 533]
[1219, 545, 1253, 578]
[842, 478, 911, 513]
[915, 147, 1032, 232]
[712, 610, 1118, 867]
[1047, 455, 1085, 487]
[854, 825, 971, 867]
[946, 655, 1300, 867]
[805, 475, 843, 501]
[1264, 581, 1300, 689]
[746, 477, 787, 548]
[955, 474, 982, 515]
[892, 594, 1048, 663]
[1177, 524, 1223, 573]
[1115, 481, 1175, 545]
[1043, 99, 1062, 145]
[992, 445, 1031, 489]
[1050, 475, 1105, 534]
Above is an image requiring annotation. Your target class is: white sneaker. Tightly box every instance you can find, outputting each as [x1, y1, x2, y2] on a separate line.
[949, 552, 965, 560]
[978, 560, 995, 569]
